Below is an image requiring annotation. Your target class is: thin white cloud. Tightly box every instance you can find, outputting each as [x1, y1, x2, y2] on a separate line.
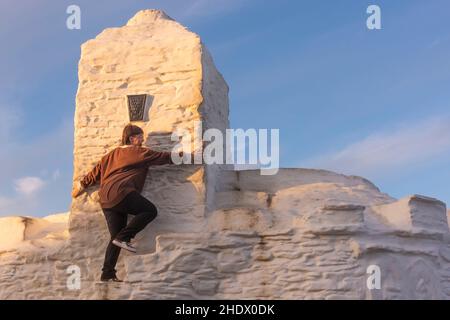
[0, 118, 73, 217]
[301, 116, 450, 177]
[14, 177, 46, 196]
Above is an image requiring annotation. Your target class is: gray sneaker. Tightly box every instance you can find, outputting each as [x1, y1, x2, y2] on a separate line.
[112, 239, 137, 253]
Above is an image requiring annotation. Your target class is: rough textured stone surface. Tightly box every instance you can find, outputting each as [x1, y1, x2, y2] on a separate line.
[0, 10, 449, 300]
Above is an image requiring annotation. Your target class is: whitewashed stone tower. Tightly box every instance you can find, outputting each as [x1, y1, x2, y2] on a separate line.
[0, 10, 449, 300]
[71, 9, 229, 249]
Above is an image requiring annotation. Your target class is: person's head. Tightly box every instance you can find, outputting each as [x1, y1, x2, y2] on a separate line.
[122, 124, 144, 146]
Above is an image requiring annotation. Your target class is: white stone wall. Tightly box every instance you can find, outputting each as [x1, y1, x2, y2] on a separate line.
[0, 10, 449, 300]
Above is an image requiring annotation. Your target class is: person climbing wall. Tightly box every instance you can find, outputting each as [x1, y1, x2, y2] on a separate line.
[72, 123, 190, 282]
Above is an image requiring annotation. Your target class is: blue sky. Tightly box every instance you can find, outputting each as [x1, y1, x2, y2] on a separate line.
[0, 0, 449, 217]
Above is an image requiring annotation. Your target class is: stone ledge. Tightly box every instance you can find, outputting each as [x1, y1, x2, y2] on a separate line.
[372, 195, 449, 234]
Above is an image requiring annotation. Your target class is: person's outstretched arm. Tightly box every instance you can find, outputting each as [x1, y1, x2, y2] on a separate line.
[140, 141, 205, 165]
[139, 148, 192, 166]
[72, 161, 102, 198]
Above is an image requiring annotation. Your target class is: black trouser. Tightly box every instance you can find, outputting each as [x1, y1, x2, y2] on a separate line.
[101, 191, 158, 278]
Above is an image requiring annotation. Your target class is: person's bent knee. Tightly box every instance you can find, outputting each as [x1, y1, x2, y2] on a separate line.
[152, 203, 158, 217]
[145, 206, 157, 222]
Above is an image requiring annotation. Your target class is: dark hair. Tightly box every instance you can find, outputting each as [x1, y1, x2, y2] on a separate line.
[122, 124, 144, 145]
